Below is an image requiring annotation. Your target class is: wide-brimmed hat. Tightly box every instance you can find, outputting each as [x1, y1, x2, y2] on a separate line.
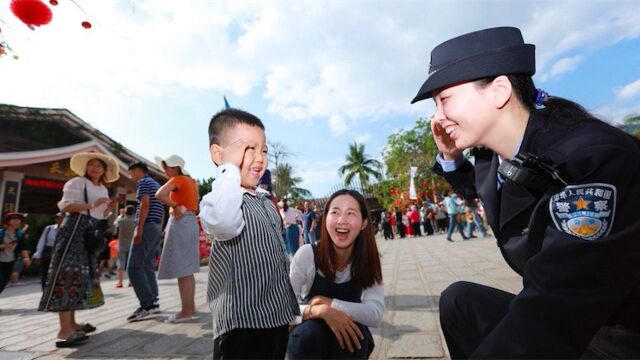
[2, 212, 24, 225]
[70, 152, 120, 183]
[411, 26, 535, 103]
[154, 154, 189, 175]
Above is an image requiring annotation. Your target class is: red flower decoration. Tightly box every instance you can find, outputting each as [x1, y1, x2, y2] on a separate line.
[49, 0, 58, 5]
[10, 0, 52, 28]
[81, 21, 92, 29]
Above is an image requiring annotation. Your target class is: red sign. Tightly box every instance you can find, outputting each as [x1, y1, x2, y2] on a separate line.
[23, 178, 64, 190]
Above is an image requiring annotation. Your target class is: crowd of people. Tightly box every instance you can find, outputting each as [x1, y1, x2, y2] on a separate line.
[380, 192, 489, 242]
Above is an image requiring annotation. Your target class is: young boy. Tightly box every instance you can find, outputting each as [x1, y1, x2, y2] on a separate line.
[200, 108, 299, 359]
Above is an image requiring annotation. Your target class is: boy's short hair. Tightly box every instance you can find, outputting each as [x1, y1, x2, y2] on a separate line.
[208, 108, 265, 146]
[128, 162, 149, 173]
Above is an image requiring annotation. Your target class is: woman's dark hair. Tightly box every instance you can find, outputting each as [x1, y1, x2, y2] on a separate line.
[476, 74, 599, 125]
[84, 158, 108, 185]
[282, 198, 289, 212]
[316, 189, 383, 290]
[128, 162, 149, 173]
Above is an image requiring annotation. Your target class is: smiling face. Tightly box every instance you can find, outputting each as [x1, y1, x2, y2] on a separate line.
[432, 81, 497, 150]
[85, 158, 106, 183]
[325, 194, 368, 251]
[218, 123, 268, 190]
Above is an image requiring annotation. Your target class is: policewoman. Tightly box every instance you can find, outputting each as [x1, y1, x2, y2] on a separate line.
[412, 27, 640, 358]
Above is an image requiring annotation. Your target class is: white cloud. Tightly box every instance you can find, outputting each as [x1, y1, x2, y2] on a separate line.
[617, 78, 640, 99]
[355, 133, 372, 144]
[538, 55, 583, 81]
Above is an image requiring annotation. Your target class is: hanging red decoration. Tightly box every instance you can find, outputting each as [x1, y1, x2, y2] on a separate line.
[49, 0, 58, 5]
[81, 21, 92, 29]
[10, 0, 53, 29]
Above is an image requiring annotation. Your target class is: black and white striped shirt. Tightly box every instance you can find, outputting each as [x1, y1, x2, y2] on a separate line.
[200, 164, 299, 339]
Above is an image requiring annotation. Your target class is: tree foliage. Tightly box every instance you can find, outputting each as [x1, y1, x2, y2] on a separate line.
[197, 177, 215, 198]
[272, 163, 312, 201]
[375, 118, 449, 210]
[338, 142, 382, 187]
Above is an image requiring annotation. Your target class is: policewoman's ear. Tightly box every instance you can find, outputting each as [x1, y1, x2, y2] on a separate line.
[491, 75, 513, 109]
[210, 144, 223, 166]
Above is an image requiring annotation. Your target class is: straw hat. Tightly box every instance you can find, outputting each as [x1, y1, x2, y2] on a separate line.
[70, 152, 120, 183]
[154, 154, 189, 175]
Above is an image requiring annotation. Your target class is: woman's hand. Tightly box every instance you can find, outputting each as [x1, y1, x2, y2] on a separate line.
[172, 205, 185, 220]
[93, 197, 111, 208]
[312, 304, 364, 353]
[431, 116, 462, 160]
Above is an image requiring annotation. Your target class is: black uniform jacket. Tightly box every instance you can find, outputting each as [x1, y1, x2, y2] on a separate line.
[435, 110, 640, 358]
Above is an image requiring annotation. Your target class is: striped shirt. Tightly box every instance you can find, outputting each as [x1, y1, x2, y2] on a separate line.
[135, 176, 164, 224]
[200, 164, 299, 339]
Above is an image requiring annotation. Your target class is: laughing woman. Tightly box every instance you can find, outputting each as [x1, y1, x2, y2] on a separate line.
[288, 189, 384, 359]
[38, 152, 118, 348]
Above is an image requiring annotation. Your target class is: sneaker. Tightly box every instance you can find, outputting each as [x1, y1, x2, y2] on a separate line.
[127, 307, 152, 322]
[148, 300, 160, 314]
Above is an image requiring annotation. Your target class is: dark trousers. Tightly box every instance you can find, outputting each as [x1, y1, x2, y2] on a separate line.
[422, 220, 434, 235]
[39, 258, 51, 290]
[213, 326, 288, 360]
[412, 222, 422, 237]
[396, 224, 405, 238]
[288, 319, 374, 359]
[439, 281, 514, 359]
[382, 223, 394, 240]
[0, 261, 16, 295]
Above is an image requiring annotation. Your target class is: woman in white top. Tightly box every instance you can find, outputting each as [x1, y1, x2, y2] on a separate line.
[38, 152, 118, 348]
[288, 189, 384, 359]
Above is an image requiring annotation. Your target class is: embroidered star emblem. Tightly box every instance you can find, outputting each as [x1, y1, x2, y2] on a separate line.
[574, 197, 591, 210]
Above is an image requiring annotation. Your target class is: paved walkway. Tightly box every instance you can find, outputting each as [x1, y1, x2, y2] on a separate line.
[0, 233, 521, 359]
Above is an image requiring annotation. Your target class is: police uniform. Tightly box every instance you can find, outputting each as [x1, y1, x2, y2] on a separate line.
[412, 27, 640, 358]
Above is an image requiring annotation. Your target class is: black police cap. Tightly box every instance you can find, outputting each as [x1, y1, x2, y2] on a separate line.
[411, 26, 536, 103]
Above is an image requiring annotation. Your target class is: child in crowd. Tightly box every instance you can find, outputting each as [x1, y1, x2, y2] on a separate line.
[199, 108, 299, 359]
[288, 189, 385, 359]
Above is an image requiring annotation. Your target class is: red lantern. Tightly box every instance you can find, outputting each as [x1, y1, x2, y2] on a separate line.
[49, 0, 58, 5]
[10, 0, 53, 29]
[81, 21, 92, 29]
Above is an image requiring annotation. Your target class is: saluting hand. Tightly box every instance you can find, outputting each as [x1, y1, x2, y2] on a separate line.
[221, 139, 254, 169]
[431, 116, 462, 160]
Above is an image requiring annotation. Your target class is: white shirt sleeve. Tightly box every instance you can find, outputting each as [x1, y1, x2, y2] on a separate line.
[332, 282, 385, 328]
[198, 164, 245, 241]
[289, 244, 316, 323]
[57, 177, 84, 211]
[436, 153, 465, 172]
[33, 225, 50, 259]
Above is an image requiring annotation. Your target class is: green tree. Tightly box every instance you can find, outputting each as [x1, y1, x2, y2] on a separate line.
[197, 177, 215, 199]
[376, 117, 449, 209]
[623, 115, 640, 138]
[338, 142, 383, 187]
[272, 163, 312, 200]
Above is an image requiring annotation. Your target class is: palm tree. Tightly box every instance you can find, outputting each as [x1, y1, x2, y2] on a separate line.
[272, 163, 312, 200]
[339, 142, 383, 187]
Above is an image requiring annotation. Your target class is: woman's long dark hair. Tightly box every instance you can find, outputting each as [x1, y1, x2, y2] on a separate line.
[315, 189, 383, 290]
[476, 74, 600, 125]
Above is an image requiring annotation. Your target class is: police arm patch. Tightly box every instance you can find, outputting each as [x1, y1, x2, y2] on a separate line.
[548, 183, 617, 241]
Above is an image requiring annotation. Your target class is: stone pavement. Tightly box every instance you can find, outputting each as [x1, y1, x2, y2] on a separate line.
[0, 233, 522, 359]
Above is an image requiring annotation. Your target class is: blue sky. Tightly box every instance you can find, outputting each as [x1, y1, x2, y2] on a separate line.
[2, 0, 640, 198]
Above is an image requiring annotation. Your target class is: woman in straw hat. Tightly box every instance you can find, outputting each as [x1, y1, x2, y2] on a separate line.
[412, 27, 640, 358]
[154, 154, 200, 323]
[38, 152, 119, 348]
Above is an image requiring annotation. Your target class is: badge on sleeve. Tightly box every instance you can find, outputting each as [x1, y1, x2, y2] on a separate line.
[549, 183, 616, 241]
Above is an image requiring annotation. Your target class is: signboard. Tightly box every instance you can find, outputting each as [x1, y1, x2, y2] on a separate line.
[1, 180, 20, 214]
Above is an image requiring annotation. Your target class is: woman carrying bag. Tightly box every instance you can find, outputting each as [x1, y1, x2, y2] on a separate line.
[38, 152, 118, 348]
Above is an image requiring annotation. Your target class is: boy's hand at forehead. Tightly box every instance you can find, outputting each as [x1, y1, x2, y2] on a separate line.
[221, 139, 256, 169]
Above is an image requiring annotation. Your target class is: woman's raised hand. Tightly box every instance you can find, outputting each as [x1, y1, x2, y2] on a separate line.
[431, 116, 462, 160]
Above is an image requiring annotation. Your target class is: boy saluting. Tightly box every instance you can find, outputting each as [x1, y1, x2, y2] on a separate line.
[199, 109, 299, 359]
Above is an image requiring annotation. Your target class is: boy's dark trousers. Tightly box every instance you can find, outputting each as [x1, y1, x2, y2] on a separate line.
[213, 325, 289, 359]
